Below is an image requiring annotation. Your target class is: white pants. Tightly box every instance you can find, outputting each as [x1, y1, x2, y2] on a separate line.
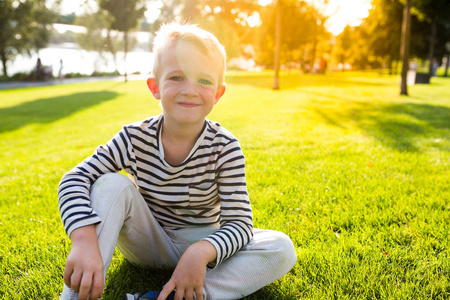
[60, 174, 297, 300]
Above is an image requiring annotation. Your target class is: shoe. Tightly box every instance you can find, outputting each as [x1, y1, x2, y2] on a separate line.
[125, 290, 175, 300]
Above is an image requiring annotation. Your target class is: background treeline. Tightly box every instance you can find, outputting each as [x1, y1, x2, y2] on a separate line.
[1, 0, 449, 78]
[335, 0, 450, 74]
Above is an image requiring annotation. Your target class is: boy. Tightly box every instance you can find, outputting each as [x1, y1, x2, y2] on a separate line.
[58, 23, 296, 300]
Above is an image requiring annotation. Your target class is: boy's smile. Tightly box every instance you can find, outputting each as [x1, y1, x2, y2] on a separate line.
[147, 40, 226, 129]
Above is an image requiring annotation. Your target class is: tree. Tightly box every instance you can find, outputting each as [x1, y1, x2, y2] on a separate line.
[150, 0, 261, 60]
[0, 0, 57, 77]
[75, 10, 136, 73]
[359, 0, 403, 73]
[400, 0, 412, 95]
[335, 26, 353, 66]
[191, 17, 241, 59]
[256, 1, 322, 64]
[99, 0, 146, 81]
[412, 0, 450, 75]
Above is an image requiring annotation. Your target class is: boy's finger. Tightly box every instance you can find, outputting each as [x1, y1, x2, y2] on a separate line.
[184, 289, 194, 300]
[70, 270, 82, 292]
[195, 287, 204, 300]
[90, 271, 104, 299]
[174, 287, 185, 300]
[63, 265, 74, 288]
[157, 281, 175, 300]
[78, 272, 93, 300]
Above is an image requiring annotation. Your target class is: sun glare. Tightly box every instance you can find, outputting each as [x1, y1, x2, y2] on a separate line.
[324, 0, 372, 35]
[59, 0, 371, 36]
[257, 0, 371, 35]
[258, 0, 273, 6]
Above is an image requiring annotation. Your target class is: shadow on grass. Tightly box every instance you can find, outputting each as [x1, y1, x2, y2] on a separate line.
[103, 261, 172, 299]
[103, 260, 295, 299]
[306, 96, 450, 152]
[0, 91, 118, 133]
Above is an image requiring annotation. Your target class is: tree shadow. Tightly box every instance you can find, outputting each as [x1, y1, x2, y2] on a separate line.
[0, 91, 119, 133]
[354, 102, 450, 152]
[303, 97, 450, 152]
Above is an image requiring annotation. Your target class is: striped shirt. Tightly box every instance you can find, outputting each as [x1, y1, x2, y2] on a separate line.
[58, 114, 253, 267]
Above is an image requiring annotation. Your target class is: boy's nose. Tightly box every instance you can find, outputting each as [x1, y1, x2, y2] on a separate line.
[181, 80, 199, 97]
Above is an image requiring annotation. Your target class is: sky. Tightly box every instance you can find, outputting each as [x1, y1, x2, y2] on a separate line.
[57, 0, 372, 36]
[320, 0, 372, 35]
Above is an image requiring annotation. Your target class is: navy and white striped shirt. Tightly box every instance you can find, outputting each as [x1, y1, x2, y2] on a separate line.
[58, 114, 253, 267]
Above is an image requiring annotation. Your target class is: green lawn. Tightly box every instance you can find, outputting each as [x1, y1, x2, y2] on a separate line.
[1, 71, 449, 299]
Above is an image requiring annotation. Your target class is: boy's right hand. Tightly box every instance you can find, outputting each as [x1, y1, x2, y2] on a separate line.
[64, 225, 104, 300]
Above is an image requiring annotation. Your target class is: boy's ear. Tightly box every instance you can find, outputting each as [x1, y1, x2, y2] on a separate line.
[147, 78, 161, 99]
[214, 84, 226, 104]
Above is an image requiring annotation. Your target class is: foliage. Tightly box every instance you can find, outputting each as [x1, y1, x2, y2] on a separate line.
[255, 0, 326, 68]
[200, 0, 260, 44]
[410, 11, 450, 62]
[191, 16, 241, 59]
[0, 0, 57, 77]
[149, 0, 261, 60]
[413, 0, 450, 26]
[0, 71, 33, 82]
[357, 0, 403, 72]
[336, 0, 450, 73]
[75, 10, 137, 73]
[99, 0, 146, 33]
[56, 12, 76, 25]
[99, 0, 146, 80]
[1, 72, 449, 299]
[49, 28, 77, 44]
[334, 25, 373, 69]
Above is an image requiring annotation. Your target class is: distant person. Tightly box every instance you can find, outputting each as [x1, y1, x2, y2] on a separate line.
[409, 59, 418, 71]
[319, 57, 327, 74]
[431, 58, 439, 77]
[36, 58, 43, 81]
[407, 59, 418, 86]
[58, 22, 297, 300]
[58, 59, 64, 80]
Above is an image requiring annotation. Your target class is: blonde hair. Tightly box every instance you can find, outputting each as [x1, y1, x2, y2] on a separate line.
[152, 22, 227, 86]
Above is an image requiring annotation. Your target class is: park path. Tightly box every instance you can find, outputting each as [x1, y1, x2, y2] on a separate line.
[0, 74, 148, 90]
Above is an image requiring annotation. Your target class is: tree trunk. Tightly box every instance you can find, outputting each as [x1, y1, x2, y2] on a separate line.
[427, 20, 437, 76]
[272, 0, 281, 90]
[124, 30, 128, 82]
[1, 49, 8, 77]
[400, 0, 412, 96]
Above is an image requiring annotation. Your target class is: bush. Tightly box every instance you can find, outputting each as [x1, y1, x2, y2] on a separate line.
[90, 70, 121, 77]
[0, 72, 34, 82]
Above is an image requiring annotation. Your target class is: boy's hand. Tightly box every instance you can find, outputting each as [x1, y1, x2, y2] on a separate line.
[158, 241, 217, 300]
[64, 225, 104, 300]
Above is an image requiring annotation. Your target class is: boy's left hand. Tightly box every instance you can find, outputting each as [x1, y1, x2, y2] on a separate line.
[158, 240, 217, 300]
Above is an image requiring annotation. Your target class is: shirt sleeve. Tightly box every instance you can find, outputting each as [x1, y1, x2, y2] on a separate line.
[202, 139, 254, 268]
[57, 126, 136, 236]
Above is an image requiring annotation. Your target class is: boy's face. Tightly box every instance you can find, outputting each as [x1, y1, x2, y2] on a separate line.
[147, 40, 226, 127]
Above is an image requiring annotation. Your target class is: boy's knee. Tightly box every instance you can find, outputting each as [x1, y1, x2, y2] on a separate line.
[274, 231, 297, 268]
[255, 229, 297, 271]
[90, 173, 136, 206]
[92, 173, 134, 192]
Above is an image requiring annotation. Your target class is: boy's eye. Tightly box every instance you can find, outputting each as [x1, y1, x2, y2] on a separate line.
[199, 79, 212, 85]
[170, 76, 183, 81]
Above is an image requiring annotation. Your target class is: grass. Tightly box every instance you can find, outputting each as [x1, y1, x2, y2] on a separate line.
[0, 71, 449, 299]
